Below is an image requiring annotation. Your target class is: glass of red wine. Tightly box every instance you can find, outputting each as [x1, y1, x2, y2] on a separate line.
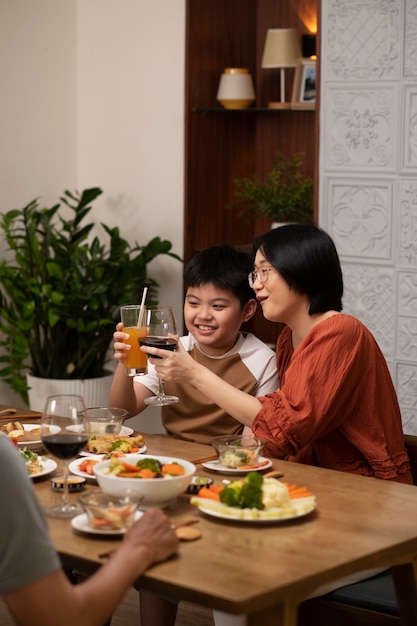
[141, 306, 179, 406]
[40, 394, 88, 518]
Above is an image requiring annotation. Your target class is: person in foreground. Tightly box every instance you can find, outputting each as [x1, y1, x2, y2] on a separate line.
[0, 432, 178, 626]
[110, 245, 278, 443]
[142, 224, 412, 483]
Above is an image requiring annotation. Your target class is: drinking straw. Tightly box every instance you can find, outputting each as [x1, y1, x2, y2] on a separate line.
[137, 287, 148, 328]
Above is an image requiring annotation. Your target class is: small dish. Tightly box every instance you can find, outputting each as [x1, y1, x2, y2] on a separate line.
[202, 457, 272, 474]
[51, 475, 87, 492]
[71, 510, 143, 535]
[186, 475, 214, 494]
[77, 492, 143, 532]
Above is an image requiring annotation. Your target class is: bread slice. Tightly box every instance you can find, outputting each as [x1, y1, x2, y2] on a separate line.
[85, 433, 145, 455]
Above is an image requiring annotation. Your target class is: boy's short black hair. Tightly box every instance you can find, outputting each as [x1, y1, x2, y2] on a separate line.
[254, 224, 343, 314]
[184, 245, 255, 308]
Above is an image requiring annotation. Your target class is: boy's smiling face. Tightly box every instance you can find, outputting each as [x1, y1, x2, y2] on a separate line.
[184, 283, 256, 356]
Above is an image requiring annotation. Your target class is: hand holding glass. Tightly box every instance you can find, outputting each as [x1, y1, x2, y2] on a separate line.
[120, 304, 147, 376]
[40, 394, 88, 518]
[140, 306, 179, 406]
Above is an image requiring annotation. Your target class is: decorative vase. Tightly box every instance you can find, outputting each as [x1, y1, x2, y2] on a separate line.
[216, 68, 255, 110]
[26, 371, 114, 412]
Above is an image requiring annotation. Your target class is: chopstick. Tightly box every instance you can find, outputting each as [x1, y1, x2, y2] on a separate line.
[191, 455, 218, 465]
[98, 518, 200, 559]
[0, 408, 17, 416]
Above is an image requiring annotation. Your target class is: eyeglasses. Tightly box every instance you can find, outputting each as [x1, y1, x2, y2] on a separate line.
[248, 267, 275, 288]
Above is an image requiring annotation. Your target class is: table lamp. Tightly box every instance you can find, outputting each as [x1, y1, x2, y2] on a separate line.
[261, 28, 301, 109]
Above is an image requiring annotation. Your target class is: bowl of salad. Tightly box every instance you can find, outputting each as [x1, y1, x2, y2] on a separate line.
[93, 454, 196, 507]
[210, 435, 264, 469]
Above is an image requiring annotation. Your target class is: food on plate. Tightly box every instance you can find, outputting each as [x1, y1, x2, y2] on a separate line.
[84, 433, 144, 455]
[191, 473, 316, 520]
[77, 457, 100, 476]
[102, 456, 186, 479]
[19, 448, 47, 475]
[0, 420, 24, 434]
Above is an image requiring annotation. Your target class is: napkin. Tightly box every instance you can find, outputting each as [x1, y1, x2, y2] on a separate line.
[0, 405, 41, 420]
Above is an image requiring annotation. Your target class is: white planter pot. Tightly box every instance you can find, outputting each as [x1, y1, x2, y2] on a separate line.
[26, 371, 114, 412]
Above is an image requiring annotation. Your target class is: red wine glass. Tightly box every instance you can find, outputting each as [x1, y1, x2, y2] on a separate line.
[141, 306, 179, 406]
[40, 394, 88, 518]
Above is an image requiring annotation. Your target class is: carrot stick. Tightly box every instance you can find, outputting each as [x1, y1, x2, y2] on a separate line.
[198, 487, 221, 501]
[118, 471, 140, 478]
[120, 460, 141, 472]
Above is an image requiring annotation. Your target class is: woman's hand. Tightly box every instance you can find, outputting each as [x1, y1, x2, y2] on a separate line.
[113, 322, 130, 362]
[141, 340, 198, 384]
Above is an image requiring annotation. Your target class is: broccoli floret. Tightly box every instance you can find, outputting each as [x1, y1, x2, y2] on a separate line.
[136, 458, 162, 474]
[219, 480, 243, 506]
[111, 440, 131, 452]
[240, 472, 264, 509]
[219, 472, 264, 509]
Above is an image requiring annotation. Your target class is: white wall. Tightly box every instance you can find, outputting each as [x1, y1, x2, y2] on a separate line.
[0, 0, 185, 434]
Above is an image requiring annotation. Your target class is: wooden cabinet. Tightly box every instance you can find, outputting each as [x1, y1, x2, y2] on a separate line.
[184, 0, 318, 344]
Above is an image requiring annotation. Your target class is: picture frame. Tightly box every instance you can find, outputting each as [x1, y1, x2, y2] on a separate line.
[291, 59, 316, 110]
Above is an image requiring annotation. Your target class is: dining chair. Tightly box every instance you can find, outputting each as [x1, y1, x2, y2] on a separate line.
[297, 434, 417, 626]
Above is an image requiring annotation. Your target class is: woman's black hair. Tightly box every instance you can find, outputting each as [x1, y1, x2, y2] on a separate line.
[184, 245, 255, 308]
[253, 224, 343, 314]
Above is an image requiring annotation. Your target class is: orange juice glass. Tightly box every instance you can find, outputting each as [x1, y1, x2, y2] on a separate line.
[120, 305, 147, 376]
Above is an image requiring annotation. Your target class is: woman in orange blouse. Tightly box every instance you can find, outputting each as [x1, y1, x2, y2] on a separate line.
[142, 224, 411, 484]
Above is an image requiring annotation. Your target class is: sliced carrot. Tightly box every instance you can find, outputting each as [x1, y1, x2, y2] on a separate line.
[162, 463, 186, 476]
[92, 518, 113, 527]
[130, 447, 139, 453]
[138, 468, 156, 479]
[118, 471, 141, 478]
[198, 486, 221, 501]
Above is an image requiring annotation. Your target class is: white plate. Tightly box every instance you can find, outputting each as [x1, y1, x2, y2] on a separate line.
[196, 496, 316, 523]
[202, 456, 273, 474]
[68, 425, 134, 437]
[69, 450, 147, 480]
[28, 458, 58, 479]
[79, 444, 147, 459]
[16, 424, 61, 452]
[71, 510, 144, 535]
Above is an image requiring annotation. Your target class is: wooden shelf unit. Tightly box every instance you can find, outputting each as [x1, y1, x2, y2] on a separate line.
[184, 0, 318, 344]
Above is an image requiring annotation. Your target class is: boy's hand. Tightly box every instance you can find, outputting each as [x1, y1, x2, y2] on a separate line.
[113, 322, 131, 362]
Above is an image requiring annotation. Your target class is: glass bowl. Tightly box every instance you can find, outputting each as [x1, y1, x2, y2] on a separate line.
[80, 407, 128, 436]
[210, 435, 264, 468]
[78, 491, 142, 531]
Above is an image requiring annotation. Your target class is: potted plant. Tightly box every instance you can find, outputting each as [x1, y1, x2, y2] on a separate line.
[233, 152, 314, 226]
[0, 187, 181, 407]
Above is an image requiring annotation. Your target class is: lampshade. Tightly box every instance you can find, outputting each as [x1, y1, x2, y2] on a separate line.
[261, 29, 301, 69]
[261, 28, 301, 109]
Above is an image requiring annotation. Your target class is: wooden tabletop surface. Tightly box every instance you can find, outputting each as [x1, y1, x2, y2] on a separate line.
[32, 432, 417, 626]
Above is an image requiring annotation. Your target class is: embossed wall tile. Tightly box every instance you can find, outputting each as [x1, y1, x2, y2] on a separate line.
[404, 0, 417, 77]
[341, 262, 395, 356]
[326, 178, 393, 260]
[398, 273, 417, 316]
[396, 362, 417, 432]
[402, 86, 417, 169]
[399, 179, 417, 265]
[325, 0, 401, 80]
[324, 87, 396, 170]
[398, 315, 417, 362]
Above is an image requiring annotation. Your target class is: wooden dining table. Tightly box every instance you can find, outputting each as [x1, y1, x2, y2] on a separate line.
[30, 431, 417, 626]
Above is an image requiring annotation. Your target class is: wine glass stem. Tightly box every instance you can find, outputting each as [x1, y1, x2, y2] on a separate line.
[61, 461, 70, 509]
[158, 379, 166, 399]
